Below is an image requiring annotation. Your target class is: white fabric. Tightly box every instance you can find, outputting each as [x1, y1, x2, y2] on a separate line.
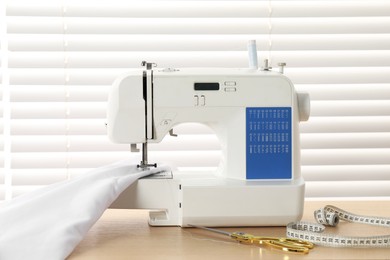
[0, 161, 169, 260]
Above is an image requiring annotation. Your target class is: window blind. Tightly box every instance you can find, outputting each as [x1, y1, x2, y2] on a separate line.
[3, 0, 390, 199]
[0, 2, 7, 200]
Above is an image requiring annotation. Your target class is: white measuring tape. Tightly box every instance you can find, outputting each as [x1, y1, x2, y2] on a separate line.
[286, 205, 390, 248]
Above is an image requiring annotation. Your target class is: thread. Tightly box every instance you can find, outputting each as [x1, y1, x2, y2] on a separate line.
[247, 40, 258, 69]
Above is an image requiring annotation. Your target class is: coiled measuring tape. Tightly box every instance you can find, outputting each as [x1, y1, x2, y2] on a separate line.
[286, 205, 390, 248]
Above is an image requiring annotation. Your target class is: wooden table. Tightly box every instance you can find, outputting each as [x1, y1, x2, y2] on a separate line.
[69, 201, 390, 259]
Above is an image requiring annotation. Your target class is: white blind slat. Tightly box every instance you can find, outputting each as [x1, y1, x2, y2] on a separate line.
[7, 1, 390, 18]
[9, 34, 390, 51]
[11, 85, 108, 102]
[8, 51, 390, 68]
[11, 119, 106, 135]
[306, 181, 390, 198]
[9, 68, 127, 85]
[7, 1, 268, 18]
[11, 102, 105, 119]
[301, 133, 390, 149]
[11, 151, 221, 168]
[8, 17, 390, 34]
[295, 84, 390, 100]
[302, 149, 390, 165]
[310, 100, 390, 117]
[7, 18, 267, 34]
[11, 135, 221, 152]
[11, 120, 213, 135]
[287, 67, 390, 84]
[302, 165, 390, 181]
[300, 117, 390, 133]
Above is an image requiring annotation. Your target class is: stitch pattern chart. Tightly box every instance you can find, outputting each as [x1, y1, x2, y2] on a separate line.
[246, 107, 292, 180]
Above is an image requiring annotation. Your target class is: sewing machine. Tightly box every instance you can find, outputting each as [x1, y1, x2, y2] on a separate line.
[107, 59, 310, 227]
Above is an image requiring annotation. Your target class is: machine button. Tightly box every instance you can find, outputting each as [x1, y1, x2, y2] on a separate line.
[200, 95, 205, 106]
[224, 87, 237, 92]
[224, 81, 236, 86]
[194, 95, 199, 106]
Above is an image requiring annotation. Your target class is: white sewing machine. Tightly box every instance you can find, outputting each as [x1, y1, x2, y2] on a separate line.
[107, 55, 310, 227]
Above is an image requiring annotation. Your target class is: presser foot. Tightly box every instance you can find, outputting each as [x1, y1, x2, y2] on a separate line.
[137, 162, 157, 169]
[137, 142, 157, 168]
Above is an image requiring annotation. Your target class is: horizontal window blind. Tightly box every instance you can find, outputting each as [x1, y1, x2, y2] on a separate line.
[0, 2, 6, 201]
[3, 0, 390, 199]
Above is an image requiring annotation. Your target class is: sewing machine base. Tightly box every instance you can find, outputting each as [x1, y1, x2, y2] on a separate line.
[110, 171, 305, 227]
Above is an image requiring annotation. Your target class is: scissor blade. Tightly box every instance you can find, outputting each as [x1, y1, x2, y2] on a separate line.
[188, 224, 232, 237]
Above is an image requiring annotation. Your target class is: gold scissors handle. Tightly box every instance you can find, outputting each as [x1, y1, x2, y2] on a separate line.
[189, 225, 314, 254]
[231, 232, 314, 254]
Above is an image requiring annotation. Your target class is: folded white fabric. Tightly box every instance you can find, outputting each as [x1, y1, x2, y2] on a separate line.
[0, 160, 169, 260]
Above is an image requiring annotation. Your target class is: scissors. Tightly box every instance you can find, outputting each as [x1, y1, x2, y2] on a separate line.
[189, 225, 314, 254]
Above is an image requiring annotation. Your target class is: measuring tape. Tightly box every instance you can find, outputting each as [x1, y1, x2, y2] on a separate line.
[286, 205, 390, 248]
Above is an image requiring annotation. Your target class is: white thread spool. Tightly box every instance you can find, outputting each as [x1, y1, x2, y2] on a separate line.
[247, 40, 258, 70]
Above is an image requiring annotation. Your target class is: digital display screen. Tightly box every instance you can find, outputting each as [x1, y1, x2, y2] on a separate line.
[194, 83, 220, 91]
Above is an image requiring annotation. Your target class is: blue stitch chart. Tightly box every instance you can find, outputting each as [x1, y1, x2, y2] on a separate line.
[246, 107, 292, 179]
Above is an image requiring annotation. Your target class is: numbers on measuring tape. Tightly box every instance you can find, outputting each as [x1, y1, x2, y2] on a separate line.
[286, 205, 390, 248]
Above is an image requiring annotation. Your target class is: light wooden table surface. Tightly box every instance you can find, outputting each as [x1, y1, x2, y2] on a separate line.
[69, 201, 390, 260]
